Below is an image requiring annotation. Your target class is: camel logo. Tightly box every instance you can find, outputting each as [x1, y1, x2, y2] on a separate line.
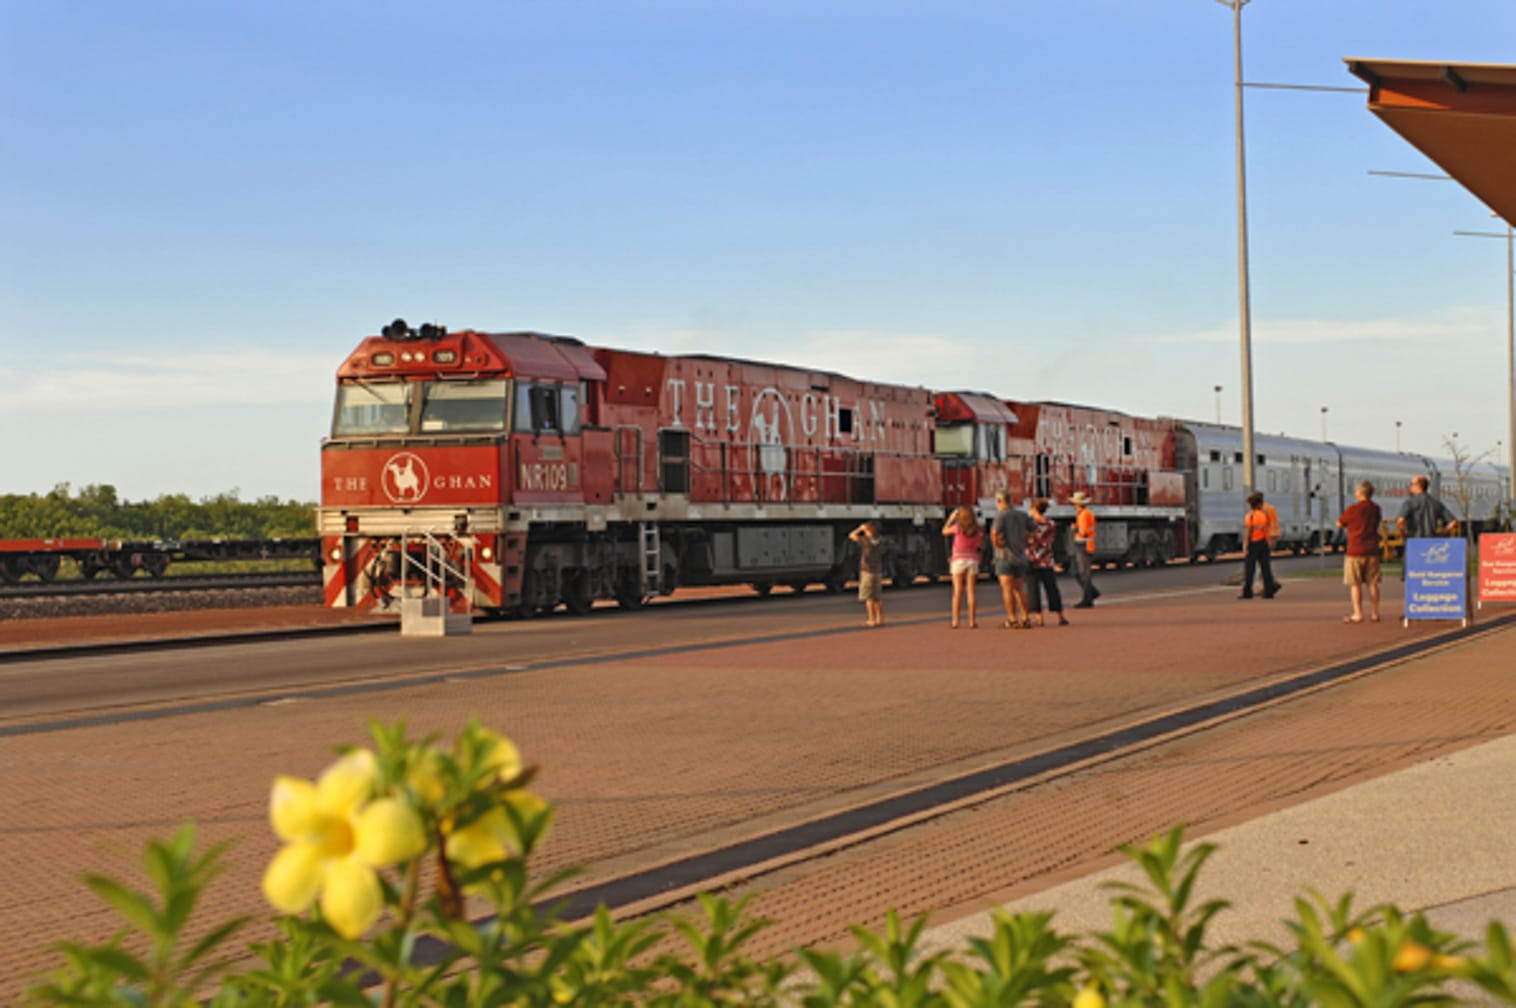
[1492, 537, 1516, 558]
[748, 387, 793, 502]
[1417, 541, 1453, 566]
[382, 452, 430, 503]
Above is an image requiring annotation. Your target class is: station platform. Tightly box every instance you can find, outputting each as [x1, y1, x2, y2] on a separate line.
[920, 593, 1516, 958]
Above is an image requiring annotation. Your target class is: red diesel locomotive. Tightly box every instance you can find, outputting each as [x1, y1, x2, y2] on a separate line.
[318, 321, 1191, 615]
[319, 321, 947, 615]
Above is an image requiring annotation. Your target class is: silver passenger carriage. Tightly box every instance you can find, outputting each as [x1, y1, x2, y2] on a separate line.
[1173, 422, 1336, 560]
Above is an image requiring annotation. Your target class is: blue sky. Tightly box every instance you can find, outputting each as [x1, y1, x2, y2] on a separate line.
[3, 1, 1514, 502]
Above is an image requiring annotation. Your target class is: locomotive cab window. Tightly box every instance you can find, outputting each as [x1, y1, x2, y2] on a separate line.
[975, 424, 1006, 462]
[514, 382, 580, 435]
[420, 379, 509, 433]
[934, 423, 973, 457]
[334, 381, 412, 436]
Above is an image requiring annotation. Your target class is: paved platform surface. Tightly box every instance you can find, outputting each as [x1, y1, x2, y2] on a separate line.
[914, 606, 1516, 957]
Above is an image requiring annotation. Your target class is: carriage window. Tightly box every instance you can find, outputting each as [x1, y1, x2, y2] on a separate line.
[1201, 467, 1209, 489]
[334, 381, 412, 435]
[420, 380, 509, 432]
[1123, 436, 1133, 456]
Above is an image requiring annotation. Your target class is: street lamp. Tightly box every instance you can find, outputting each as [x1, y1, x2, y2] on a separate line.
[1214, 385, 1223, 423]
[1217, 0, 1256, 492]
[1395, 420, 1402, 452]
[1452, 221, 1516, 513]
[1321, 406, 1328, 442]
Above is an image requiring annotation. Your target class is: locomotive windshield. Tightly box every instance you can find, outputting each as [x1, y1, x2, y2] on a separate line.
[420, 379, 509, 432]
[332, 379, 511, 436]
[333, 381, 411, 435]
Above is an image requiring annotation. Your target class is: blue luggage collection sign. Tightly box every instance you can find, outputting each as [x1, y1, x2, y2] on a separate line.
[1403, 537, 1467, 626]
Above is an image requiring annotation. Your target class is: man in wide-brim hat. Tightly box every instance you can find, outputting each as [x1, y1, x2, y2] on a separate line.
[1070, 492, 1100, 608]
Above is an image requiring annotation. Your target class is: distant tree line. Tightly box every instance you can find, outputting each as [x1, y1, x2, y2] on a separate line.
[0, 484, 317, 541]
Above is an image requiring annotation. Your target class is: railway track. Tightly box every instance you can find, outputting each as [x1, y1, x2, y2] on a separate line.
[0, 570, 322, 599]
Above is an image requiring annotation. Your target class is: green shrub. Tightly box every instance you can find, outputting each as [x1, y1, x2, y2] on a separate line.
[24, 721, 1516, 1006]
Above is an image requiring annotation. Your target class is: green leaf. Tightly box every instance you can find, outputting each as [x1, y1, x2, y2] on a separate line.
[83, 875, 162, 937]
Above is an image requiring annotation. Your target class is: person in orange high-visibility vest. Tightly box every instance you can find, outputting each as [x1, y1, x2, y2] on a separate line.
[1070, 491, 1100, 608]
[1240, 491, 1281, 599]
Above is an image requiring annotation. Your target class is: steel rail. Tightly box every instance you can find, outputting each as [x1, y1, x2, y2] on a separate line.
[0, 571, 321, 599]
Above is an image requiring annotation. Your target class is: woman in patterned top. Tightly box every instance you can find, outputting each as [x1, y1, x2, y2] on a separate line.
[1025, 499, 1069, 627]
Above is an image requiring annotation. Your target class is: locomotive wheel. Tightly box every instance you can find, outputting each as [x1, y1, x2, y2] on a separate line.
[112, 558, 137, 578]
[561, 570, 594, 616]
[615, 572, 646, 610]
[822, 571, 847, 593]
[890, 557, 915, 589]
[1203, 543, 1219, 563]
[79, 559, 102, 579]
[788, 581, 809, 594]
[750, 581, 774, 596]
[142, 555, 169, 578]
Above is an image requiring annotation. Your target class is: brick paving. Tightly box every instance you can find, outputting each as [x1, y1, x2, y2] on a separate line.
[2, 575, 1509, 998]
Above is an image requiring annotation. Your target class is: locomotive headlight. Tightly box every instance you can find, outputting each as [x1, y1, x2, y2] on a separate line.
[371, 352, 395, 366]
[433, 349, 457, 363]
[480, 545, 493, 561]
[329, 547, 342, 561]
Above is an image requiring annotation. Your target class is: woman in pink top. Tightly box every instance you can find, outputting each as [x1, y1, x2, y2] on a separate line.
[941, 506, 984, 628]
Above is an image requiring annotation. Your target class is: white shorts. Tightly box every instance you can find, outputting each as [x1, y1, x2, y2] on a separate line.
[950, 558, 979, 577]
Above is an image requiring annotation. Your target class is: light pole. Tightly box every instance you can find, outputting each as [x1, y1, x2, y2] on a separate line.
[1395, 420, 1402, 452]
[1452, 222, 1516, 513]
[1214, 385, 1223, 423]
[1218, 0, 1256, 492]
[1321, 406, 1328, 442]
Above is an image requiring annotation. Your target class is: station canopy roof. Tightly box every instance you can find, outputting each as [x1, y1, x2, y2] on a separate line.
[1346, 58, 1516, 223]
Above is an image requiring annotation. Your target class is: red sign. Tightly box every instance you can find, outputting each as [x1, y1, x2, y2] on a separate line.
[1478, 533, 1516, 603]
[322, 445, 504, 507]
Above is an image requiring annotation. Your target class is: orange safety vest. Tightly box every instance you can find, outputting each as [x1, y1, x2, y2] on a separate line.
[1245, 503, 1279, 543]
[1074, 507, 1096, 554]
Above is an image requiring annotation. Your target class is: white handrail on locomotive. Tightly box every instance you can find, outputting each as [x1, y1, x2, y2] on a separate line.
[396, 529, 474, 636]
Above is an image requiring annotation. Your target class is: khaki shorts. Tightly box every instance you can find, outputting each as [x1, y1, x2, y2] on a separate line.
[858, 571, 882, 601]
[1344, 555, 1381, 585]
[950, 558, 979, 578]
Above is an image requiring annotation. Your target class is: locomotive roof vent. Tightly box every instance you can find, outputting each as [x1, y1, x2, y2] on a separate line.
[380, 318, 448, 342]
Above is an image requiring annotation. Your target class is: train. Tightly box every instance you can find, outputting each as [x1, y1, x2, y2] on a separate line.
[316, 320, 1511, 617]
[0, 537, 320, 583]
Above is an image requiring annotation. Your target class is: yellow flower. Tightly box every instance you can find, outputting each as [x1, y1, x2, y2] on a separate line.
[261, 749, 427, 938]
[1072, 983, 1105, 1008]
[1393, 941, 1433, 973]
[445, 790, 548, 871]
